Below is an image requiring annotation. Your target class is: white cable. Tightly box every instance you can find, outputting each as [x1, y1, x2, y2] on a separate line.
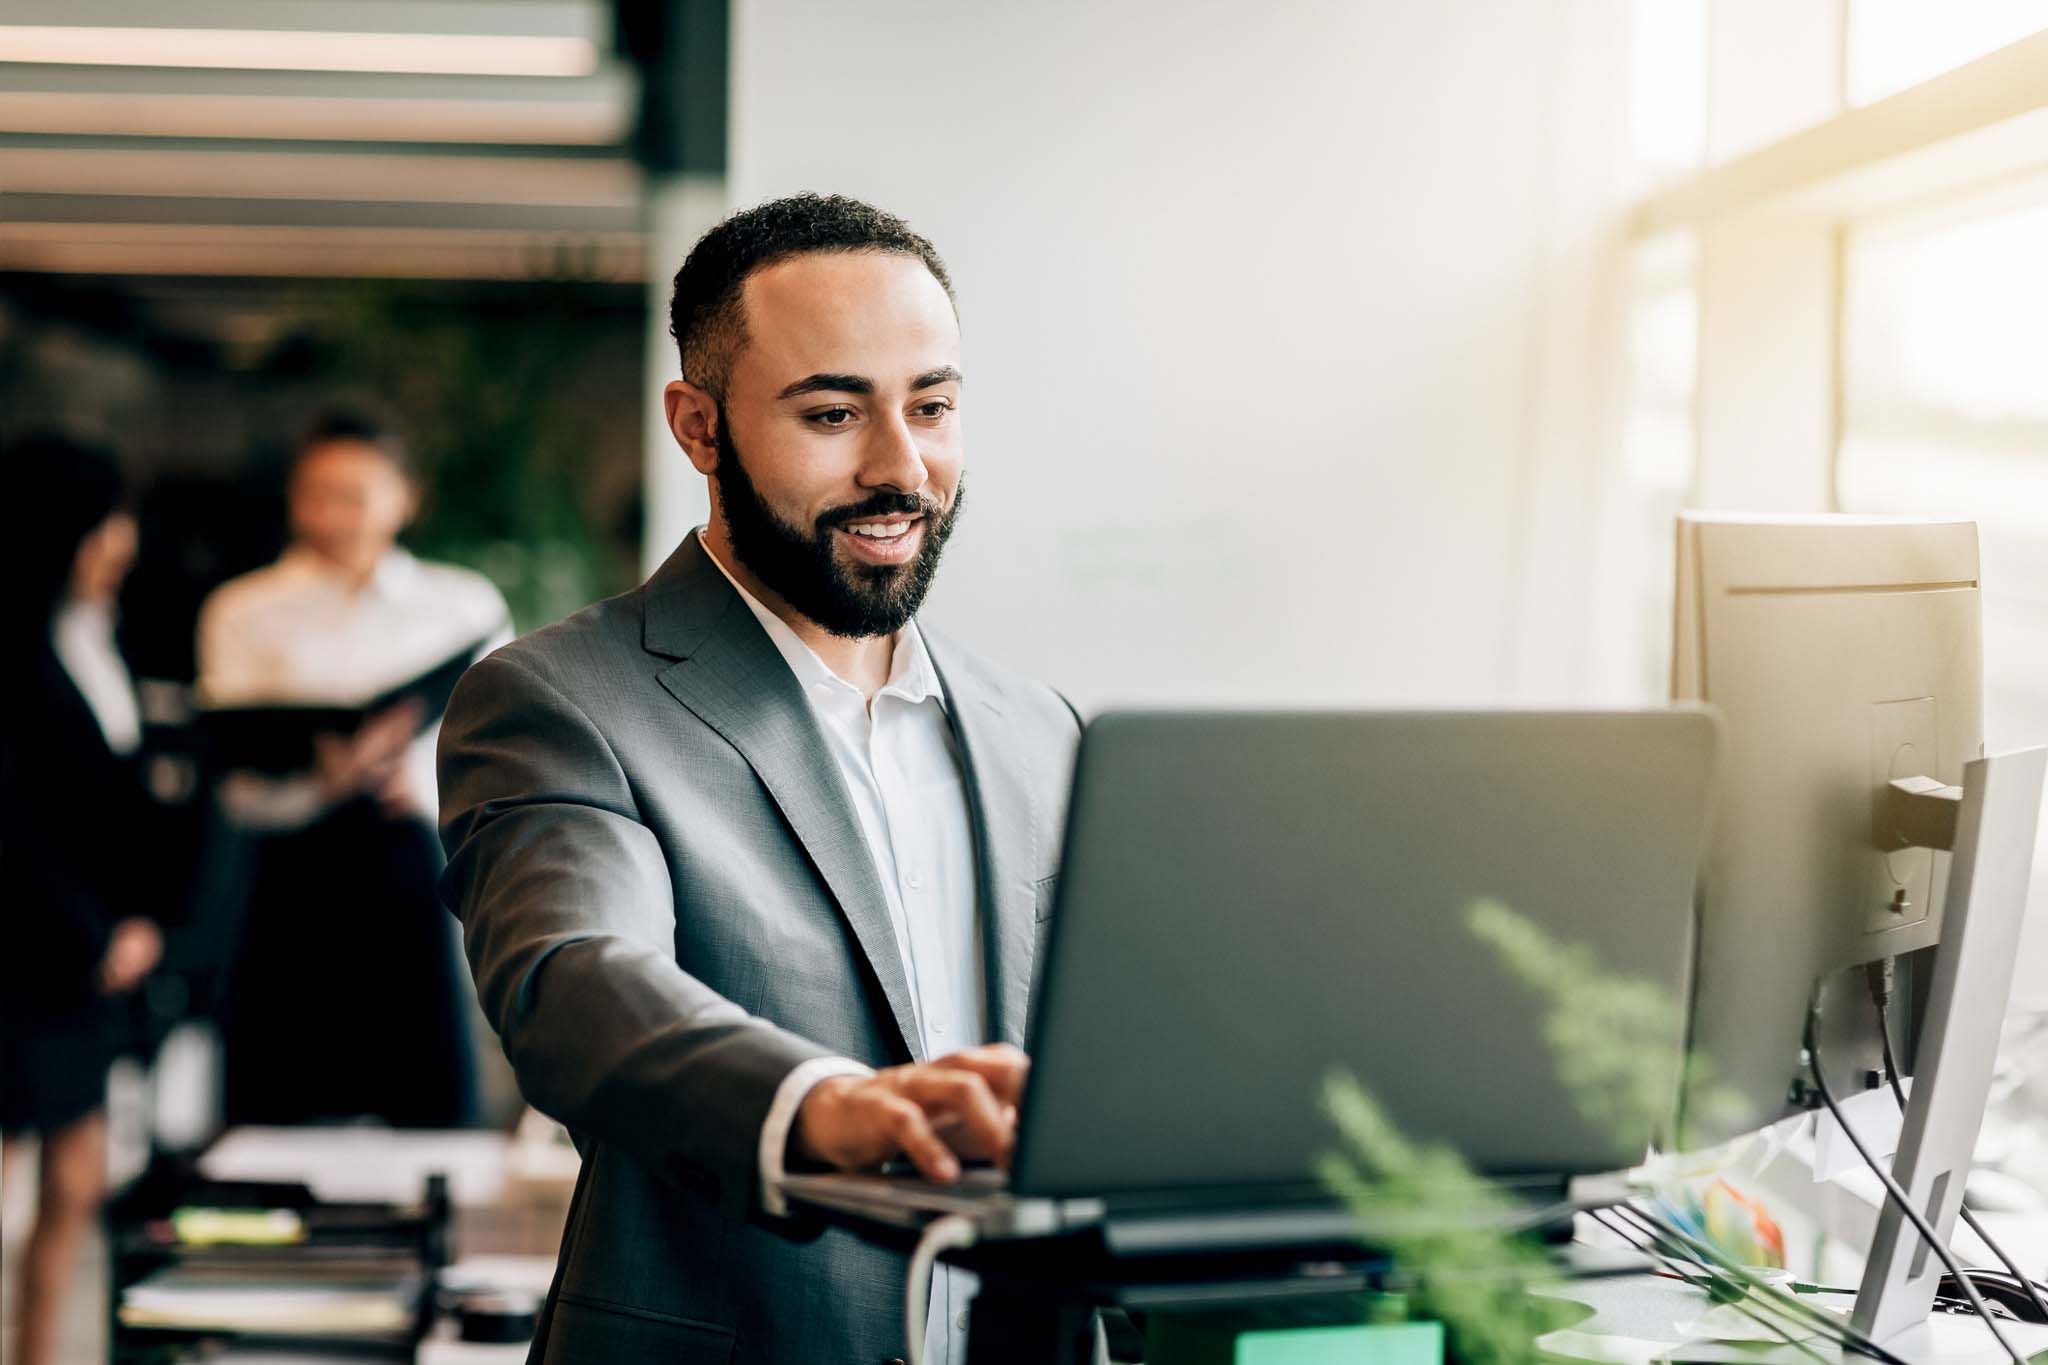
[905, 1213, 979, 1365]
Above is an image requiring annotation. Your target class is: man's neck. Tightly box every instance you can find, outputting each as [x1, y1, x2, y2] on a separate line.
[297, 542, 384, 591]
[699, 523, 897, 698]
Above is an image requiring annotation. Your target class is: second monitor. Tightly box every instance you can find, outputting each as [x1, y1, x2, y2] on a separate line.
[1671, 512, 1982, 1142]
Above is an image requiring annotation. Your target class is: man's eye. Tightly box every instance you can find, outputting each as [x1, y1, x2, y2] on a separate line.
[913, 401, 953, 420]
[809, 407, 856, 427]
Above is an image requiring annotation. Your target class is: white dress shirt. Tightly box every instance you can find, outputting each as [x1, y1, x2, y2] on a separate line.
[53, 599, 141, 757]
[698, 533, 984, 1365]
[197, 546, 509, 827]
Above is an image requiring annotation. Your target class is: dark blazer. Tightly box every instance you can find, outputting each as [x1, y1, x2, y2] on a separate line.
[437, 536, 1080, 1364]
[1, 642, 161, 1133]
[2, 644, 156, 996]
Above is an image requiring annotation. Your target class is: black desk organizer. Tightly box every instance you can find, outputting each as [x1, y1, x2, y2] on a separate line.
[106, 1152, 450, 1363]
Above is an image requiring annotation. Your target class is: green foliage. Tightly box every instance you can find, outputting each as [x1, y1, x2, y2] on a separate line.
[1320, 901, 1749, 1362]
[1463, 899, 1746, 1148]
[1317, 1075, 1560, 1365]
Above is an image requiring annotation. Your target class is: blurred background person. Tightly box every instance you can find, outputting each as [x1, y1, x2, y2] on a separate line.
[197, 405, 509, 1130]
[1, 434, 166, 1365]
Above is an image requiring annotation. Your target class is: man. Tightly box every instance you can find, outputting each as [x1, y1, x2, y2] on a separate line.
[201, 407, 508, 1127]
[439, 195, 1080, 1364]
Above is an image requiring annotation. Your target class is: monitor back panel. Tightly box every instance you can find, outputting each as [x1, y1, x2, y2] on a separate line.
[1672, 513, 1982, 1142]
[1013, 709, 1719, 1198]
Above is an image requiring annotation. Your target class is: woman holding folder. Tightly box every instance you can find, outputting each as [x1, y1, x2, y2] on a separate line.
[197, 406, 508, 1128]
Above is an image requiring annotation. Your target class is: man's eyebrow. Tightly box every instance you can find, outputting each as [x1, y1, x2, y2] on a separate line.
[776, 373, 874, 399]
[910, 366, 964, 390]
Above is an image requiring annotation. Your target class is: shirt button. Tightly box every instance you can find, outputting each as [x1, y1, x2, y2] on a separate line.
[931, 1020, 948, 1037]
[955, 1309, 970, 1331]
[907, 872, 925, 890]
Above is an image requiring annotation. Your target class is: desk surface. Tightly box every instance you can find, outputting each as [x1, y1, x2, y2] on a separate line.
[1541, 1273, 2048, 1365]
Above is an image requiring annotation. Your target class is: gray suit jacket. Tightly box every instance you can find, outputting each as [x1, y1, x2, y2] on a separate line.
[438, 535, 1080, 1364]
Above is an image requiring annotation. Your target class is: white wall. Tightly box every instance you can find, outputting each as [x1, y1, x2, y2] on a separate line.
[687, 0, 1634, 711]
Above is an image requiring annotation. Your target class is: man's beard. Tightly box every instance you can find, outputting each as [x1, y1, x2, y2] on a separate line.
[711, 418, 963, 639]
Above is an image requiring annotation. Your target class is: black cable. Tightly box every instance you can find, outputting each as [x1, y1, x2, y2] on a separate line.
[1587, 1208, 1832, 1362]
[1805, 994, 2029, 1365]
[1608, 1204, 1910, 1365]
[1866, 967, 2048, 1325]
[1610, 1202, 1911, 1365]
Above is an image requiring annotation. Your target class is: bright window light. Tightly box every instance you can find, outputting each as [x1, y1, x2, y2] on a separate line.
[1628, 0, 1707, 179]
[1621, 233, 1699, 701]
[0, 26, 599, 77]
[1839, 200, 2048, 1011]
[1846, 0, 2048, 105]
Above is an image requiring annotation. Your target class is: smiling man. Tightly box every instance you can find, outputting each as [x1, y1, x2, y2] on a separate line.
[438, 195, 1081, 1364]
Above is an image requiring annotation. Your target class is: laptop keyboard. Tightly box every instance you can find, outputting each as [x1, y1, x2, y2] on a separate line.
[863, 1164, 1010, 1194]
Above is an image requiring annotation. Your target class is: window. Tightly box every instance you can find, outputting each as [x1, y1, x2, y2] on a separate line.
[1840, 199, 2048, 1014]
[1621, 1, 2048, 1137]
[1620, 234, 1699, 698]
[1629, 0, 1708, 179]
[1846, 0, 2047, 106]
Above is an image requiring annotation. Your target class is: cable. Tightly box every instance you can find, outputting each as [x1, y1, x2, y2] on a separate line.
[1805, 995, 2028, 1365]
[1607, 1202, 1907, 1364]
[1590, 1209, 1823, 1359]
[1611, 1202, 1910, 1365]
[1866, 965, 2048, 1325]
[1588, 1208, 1832, 1362]
[905, 1213, 978, 1365]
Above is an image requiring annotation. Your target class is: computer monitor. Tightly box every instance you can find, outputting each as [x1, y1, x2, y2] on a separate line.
[1669, 512, 1983, 1145]
[1670, 511, 2048, 1349]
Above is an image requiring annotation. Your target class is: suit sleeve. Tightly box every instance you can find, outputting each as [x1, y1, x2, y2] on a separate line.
[437, 650, 836, 1218]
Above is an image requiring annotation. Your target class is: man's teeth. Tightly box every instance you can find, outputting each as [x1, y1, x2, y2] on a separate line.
[848, 522, 913, 540]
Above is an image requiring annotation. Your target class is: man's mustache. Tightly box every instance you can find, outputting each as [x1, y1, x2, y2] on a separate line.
[816, 492, 945, 531]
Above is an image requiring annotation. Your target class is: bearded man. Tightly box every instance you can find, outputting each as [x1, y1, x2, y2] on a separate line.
[439, 193, 1080, 1365]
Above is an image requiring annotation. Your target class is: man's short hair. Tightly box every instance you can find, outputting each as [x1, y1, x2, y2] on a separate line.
[294, 401, 412, 479]
[668, 193, 955, 401]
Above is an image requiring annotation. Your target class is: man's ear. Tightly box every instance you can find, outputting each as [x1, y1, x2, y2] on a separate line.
[665, 380, 721, 476]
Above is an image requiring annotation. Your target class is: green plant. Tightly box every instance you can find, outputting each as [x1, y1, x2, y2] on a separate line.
[1319, 900, 1750, 1363]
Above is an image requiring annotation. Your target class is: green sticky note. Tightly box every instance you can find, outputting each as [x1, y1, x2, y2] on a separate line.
[1148, 1310, 1445, 1365]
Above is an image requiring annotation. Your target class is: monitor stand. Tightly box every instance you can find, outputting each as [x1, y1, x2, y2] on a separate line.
[1854, 746, 2047, 1349]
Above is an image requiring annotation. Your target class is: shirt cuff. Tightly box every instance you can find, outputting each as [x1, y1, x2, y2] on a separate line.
[757, 1055, 875, 1218]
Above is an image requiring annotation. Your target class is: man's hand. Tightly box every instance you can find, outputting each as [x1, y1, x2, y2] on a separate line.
[792, 1043, 1029, 1183]
[98, 917, 163, 995]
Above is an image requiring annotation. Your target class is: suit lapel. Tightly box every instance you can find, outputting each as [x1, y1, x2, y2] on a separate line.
[643, 539, 926, 1062]
[927, 636, 1041, 1048]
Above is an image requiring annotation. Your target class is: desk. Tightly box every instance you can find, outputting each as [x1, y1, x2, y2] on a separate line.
[782, 1192, 2048, 1365]
[110, 1127, 573, 1363]
[1540, 1272, 2048, 1365]
[199, 1125, 573, 1259]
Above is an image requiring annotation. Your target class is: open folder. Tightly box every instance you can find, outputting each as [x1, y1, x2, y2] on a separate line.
[199, 632, 496, 774]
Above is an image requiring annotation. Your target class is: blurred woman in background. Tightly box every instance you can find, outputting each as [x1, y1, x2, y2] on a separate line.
[2, 434, 165, 1365]
[197, 405, 508, 1129]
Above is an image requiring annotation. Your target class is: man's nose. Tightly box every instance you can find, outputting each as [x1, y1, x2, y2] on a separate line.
[858, 412, 929, 493]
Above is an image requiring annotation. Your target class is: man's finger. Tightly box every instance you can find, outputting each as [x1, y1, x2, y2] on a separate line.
[877, 1095, 958, 1183]
[928, 1044, 1030, 1106]
[899, 1071, 1012, 1162]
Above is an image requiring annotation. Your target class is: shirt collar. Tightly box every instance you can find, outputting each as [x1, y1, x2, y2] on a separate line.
[278, 545, 419, 600]
[696, 529, 946, 709]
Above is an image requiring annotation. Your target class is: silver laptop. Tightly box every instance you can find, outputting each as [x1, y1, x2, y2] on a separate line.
[780, 709, 1718, 1251]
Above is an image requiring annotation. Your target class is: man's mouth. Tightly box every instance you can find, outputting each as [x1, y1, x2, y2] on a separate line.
[832, 513, 926, 563]
[840, 515, 921, 542]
